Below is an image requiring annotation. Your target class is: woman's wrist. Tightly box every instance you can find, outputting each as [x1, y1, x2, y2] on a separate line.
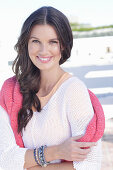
[24, 144, 62, 169]
[44, 145, 61, 162]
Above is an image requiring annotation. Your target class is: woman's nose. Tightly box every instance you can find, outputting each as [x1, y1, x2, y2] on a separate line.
[39, 44, 49, 55]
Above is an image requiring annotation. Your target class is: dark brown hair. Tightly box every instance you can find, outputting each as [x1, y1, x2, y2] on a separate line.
[12, 6, 73, 133]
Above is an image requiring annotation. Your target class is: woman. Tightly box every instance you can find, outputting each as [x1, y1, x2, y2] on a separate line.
[0, 6, 103, 170]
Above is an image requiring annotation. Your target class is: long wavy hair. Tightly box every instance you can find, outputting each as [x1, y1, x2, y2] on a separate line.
[12, 6, 73, 133]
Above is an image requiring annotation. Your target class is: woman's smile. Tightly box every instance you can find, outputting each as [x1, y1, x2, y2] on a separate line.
[37, 56, 53, 63]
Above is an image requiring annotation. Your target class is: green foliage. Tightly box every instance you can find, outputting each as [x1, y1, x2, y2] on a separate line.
[70, 22, 113, 32]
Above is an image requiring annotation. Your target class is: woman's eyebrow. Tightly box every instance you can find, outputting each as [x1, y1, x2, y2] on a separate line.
[49, 38, 58, 41]
[29, 36, 39, 39]
[29, 37, 59, 41]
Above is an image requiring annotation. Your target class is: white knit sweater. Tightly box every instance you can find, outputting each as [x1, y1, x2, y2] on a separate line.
[0, 76, 102, 170]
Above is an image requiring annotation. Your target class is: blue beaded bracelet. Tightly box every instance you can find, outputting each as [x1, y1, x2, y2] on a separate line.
[33, 148, 40, 165]
[38, 145, 50, 167]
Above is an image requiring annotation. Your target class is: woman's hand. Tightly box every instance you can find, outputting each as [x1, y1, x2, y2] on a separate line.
[57, 135, 96, 162]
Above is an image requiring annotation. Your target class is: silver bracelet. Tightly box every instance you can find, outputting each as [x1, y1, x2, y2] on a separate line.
[38, 145, 50, 167]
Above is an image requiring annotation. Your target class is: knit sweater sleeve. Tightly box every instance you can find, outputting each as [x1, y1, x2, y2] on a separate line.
[0, 106, 28, 170]
[65, 78, 102, 170]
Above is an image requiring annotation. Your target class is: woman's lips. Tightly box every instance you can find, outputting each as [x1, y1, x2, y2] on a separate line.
[37, 56, 52, 63]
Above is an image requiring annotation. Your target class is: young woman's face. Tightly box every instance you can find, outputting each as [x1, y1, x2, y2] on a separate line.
[28, 24, 62, 71]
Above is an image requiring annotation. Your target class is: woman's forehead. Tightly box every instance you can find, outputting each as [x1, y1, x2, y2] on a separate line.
[30, 24, 58, 38]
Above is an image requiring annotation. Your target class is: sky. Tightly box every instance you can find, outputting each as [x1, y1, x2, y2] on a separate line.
[0, 0, 113, 39]
[0, 0, 113, 27]
[0, 0, 113, 62]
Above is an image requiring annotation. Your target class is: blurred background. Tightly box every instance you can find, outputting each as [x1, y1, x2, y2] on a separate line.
[0, 0, 113, 169]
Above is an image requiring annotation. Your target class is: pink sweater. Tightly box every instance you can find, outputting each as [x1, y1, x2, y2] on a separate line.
[0, 76, 105, 148]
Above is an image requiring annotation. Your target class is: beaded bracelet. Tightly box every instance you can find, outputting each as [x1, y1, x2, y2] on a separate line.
[38, 145, 50, 167]
[33, 148, 40, 165]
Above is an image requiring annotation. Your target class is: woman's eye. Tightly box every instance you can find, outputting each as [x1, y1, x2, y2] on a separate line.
[32, 40, 39, 43]
[50, 41, 58, 44]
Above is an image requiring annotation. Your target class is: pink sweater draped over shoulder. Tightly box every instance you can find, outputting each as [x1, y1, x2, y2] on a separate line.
[0, 76, 105, 148]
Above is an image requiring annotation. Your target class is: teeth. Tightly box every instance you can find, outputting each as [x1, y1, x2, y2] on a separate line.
[39, 57, 50, 61]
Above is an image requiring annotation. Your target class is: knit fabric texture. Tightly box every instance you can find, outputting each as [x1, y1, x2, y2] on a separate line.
[0, 76, 105, 148]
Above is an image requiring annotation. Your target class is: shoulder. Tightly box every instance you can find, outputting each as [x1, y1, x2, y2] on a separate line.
[2, 76, 17, 88]
[0, 76, 18, 103]
[63, 76, 91, 104]
[0, 76, 22, 114]
[0, 76, 18, 93]
[63, 76, 87, 93]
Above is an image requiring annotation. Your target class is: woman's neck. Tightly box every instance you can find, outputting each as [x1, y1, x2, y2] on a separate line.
[39, 68, 65, 93]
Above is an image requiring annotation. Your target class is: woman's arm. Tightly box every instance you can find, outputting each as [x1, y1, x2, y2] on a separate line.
[66, 79, 102, 169]
[24, 136, 96, 169]
[27, 162, 74, 170]
[24, 145, 59, 168]
[0, 106, 96, 170]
